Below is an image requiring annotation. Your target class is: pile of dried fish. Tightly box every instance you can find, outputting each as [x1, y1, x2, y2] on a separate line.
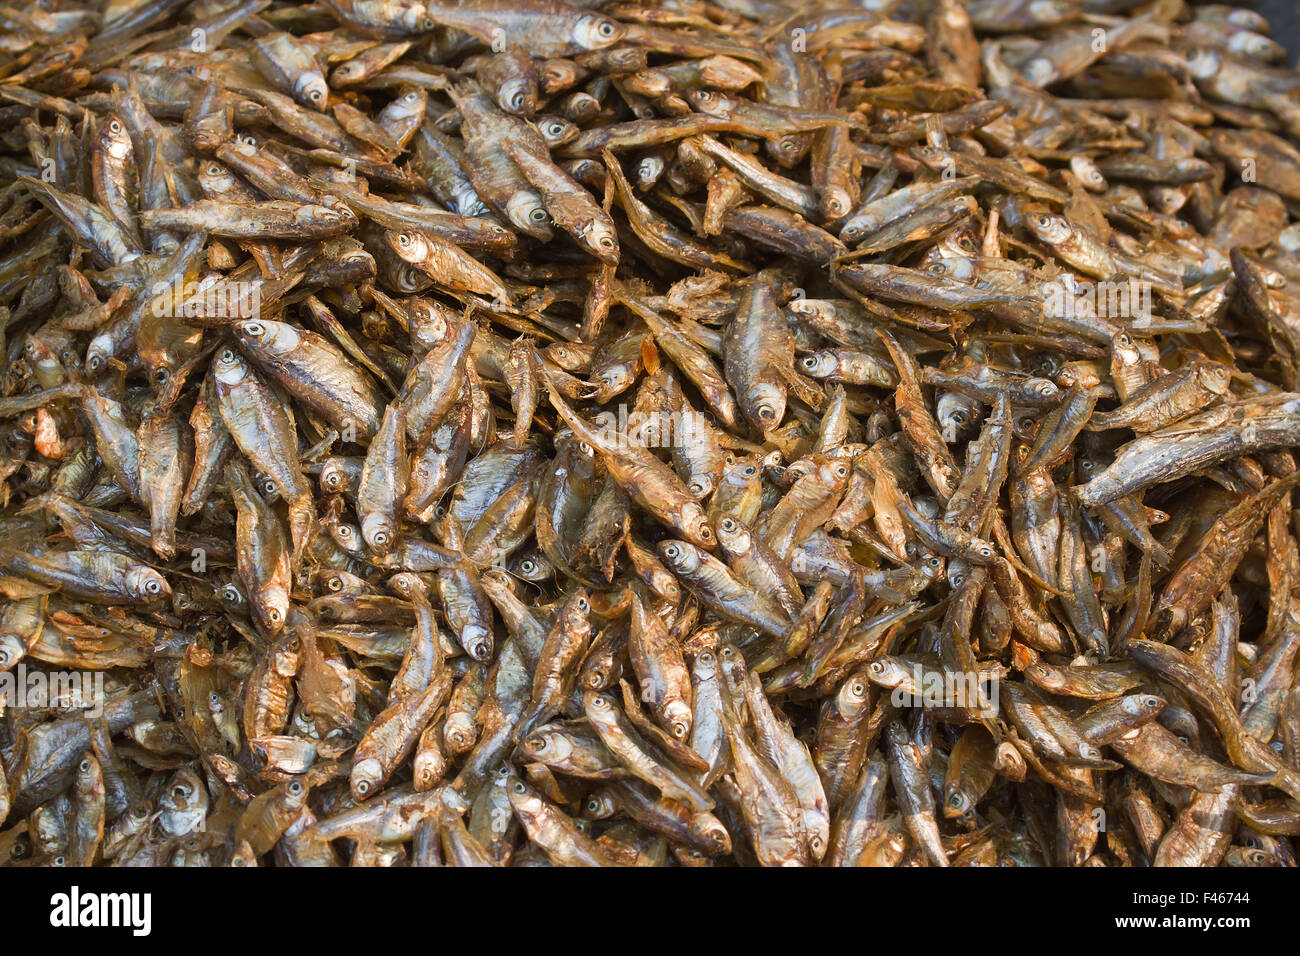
[2, 0, 1300, 868]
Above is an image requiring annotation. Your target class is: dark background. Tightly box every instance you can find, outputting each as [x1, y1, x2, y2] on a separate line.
[1242, 0, 1300, 59]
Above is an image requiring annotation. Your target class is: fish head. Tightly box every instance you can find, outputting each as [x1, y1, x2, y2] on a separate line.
[213, 345, 251, 386]
[943, 785, 974, 819]
[865, 656, 909, 690]
[386, 229, 430, 265]
[1122, 694, 1165, 718]
[537, 115, 576, 147]
[692, 648, 718, 681]
[1027, 210, 1072, 245]
[715, 515, 752, 556]
[678, 502, 716, 549]
[687, 812, 731, 855]
[1023, 662, 1064, 691]
[460, 624, 492, 662]
[572, 13, 625, 50]
[97, 114, 132, 159]
[497, 79, 535, 116]
[505, 190, 553, 238]
[520, 729, 566, 762]
[237, 316, 299, 355]
[350, 757, 384, 800]
[583, 788, 616, 819]
[663, 701, 692, 740]
[126, 564, 172, 603]
[800, 350, 838, 378]
[579, 219, 620, 265]
[747, 382, 786, 433]
[0, 633, 25, 669]
[197, 159, 238, 198]
[686, 89, 729, 117]
[1197, 362, 1233, 395]
[625, 69, 670, 97]
[361, 512, 397, 556]
[295, 75, 329, 110]
[821, 186, 853, 221]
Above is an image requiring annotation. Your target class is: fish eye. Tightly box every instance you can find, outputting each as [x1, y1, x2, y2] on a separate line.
[742, 465, 756, 476]
[87, 354, 102, 372]
[152, 367, 170, 385]
[802, 355, 818, 369]
[665, 544, 681, 559]
[337, 525, 352, 537]
[598, 235, 615, 249]
[599, 20, 616, 36]
[529, 207, 548, 222]
[268, 609, 282, 623]
[356, 780, 371, 795]
[720, 517, 737, 532]
[397, 233, 411, 247]
[577, 597, 589, 612]
[927, 556, 942, 568]
[403, 91, 419, 103]
[145, 579, 161, 594]
[509, 90, 526, 110]
[308, 89, 323, 102]
[109, 119, 123, 134]
[520, 559, 537, 574]
[289, 781, 303, 795]
[172, 785, 189, 799]
[79, 758, 91, 773]
[758, 405, 776, 421]
[219, 348, 236, 363]
[208, 692, 221, 705]
[834, 464, 848, 477]
[580, 442, 595, 456]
